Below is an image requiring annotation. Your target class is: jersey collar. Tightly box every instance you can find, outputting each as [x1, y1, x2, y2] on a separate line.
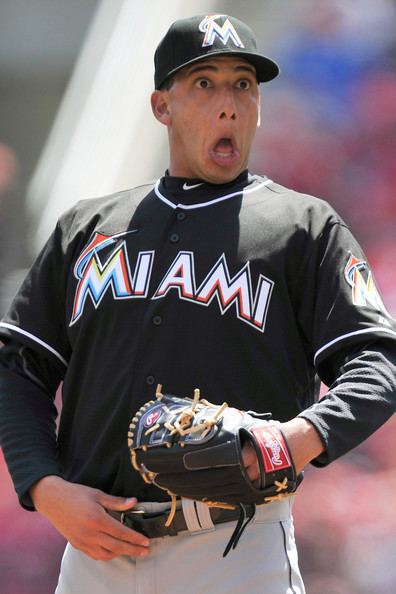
[154, 170, 271, 210]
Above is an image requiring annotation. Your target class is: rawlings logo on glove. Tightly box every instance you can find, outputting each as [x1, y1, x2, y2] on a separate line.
[250, 425, 292, 471]
[128, 385, 303, 555]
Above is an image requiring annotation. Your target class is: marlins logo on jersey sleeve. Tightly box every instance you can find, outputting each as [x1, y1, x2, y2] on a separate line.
[344, 253, 390, 319]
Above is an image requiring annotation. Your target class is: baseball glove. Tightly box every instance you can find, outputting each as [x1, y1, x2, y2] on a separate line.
[128, 385, 302, 555]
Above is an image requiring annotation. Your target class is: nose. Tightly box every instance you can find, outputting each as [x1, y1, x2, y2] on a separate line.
[218, 87, 237, 121]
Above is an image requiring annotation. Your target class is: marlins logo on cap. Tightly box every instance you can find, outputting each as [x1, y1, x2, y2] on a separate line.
[199, 14, 245, 48]
[154, 14, 279, 89]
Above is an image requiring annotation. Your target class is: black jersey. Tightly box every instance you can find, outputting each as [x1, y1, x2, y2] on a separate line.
[1, 171, 395, 504]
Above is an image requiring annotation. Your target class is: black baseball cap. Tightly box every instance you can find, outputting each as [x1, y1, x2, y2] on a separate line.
[154, 14, 279, 89]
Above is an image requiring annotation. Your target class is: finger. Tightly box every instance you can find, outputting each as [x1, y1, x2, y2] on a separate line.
[242, 442, 257, 466]
[99, 513, 151, 548]
[242, 443, 260, 483]
[244, 450, 257, 468]
[97, 533, 150, 558]
[79, 543, 142, 562]
[98, 493, 138, 511]
[77, 542, 116, 562]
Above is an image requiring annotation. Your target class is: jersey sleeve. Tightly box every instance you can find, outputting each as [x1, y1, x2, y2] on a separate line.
[294, 209, 396, 464]
[299, 339, 396, 465]
[0, 349, 63, 509]
[0, 219, 72, 370]
[296, 217, 396, 371]
[0, 217, 74, 508]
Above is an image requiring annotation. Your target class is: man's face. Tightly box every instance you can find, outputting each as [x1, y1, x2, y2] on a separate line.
[151, 57, 261, 183]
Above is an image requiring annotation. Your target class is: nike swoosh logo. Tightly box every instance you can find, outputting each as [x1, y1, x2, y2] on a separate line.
[182, 182, 204, 190]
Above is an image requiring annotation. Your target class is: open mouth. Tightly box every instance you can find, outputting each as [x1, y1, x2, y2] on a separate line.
[214, 137, 234, 155]
[210, 137, 240, 166]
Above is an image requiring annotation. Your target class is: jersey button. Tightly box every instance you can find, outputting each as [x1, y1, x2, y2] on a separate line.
[146, 375, 155, 386]
[176, 212, 186, 221]
[153, 315, 162, 326]
[170, 233, 179, 243]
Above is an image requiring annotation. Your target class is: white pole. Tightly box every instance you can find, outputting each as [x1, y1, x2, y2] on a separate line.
[27, 0, 221, 253]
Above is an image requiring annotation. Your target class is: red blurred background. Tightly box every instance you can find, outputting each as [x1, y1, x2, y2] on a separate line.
[1, 2, 396, 593]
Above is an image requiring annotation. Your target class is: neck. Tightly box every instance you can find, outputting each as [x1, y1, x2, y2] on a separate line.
[165, 169, 249, 184]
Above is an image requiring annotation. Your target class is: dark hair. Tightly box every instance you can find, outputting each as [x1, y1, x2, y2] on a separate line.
[158, 76, 175, 91]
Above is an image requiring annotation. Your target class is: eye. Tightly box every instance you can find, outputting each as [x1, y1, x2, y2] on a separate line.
[236, 79, 251, 90]
[196, 78, 212, 89]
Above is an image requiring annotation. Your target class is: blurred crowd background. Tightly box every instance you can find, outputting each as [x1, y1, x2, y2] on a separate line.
[1, 1, 395, 593]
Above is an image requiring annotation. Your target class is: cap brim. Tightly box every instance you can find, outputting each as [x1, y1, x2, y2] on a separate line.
[157, 50, 279, 89]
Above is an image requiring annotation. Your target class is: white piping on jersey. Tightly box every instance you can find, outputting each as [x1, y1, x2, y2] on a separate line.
[0, 322, 68, 367]
[154, 178, 273, 210]
[314, 326, 396, 365]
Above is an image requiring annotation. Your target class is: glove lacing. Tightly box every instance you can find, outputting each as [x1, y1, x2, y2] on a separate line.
[222, 503, 256, 557]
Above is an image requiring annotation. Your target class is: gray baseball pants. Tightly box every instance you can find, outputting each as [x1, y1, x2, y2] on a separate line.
[55, 498, 305, 594]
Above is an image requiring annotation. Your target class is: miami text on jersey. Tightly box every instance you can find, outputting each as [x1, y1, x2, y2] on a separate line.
[70, 232, 274, 332]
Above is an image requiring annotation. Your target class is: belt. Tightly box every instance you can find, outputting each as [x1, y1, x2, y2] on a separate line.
[110, 505, 244, 539]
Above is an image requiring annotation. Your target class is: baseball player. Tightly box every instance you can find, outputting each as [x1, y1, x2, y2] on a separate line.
[0, 14, 395, 594]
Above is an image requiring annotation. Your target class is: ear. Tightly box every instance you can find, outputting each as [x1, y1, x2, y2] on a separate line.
[151, 90, 171, 126]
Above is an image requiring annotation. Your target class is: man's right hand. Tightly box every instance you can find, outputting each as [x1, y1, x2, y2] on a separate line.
[30, 476, 150, 561]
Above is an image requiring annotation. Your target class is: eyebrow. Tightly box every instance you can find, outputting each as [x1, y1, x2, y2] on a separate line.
[185, 62, 257, 76]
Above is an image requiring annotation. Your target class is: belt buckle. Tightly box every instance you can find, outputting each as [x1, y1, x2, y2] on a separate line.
[120, 507, 182, 538]
[120, 509, 145, 525]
